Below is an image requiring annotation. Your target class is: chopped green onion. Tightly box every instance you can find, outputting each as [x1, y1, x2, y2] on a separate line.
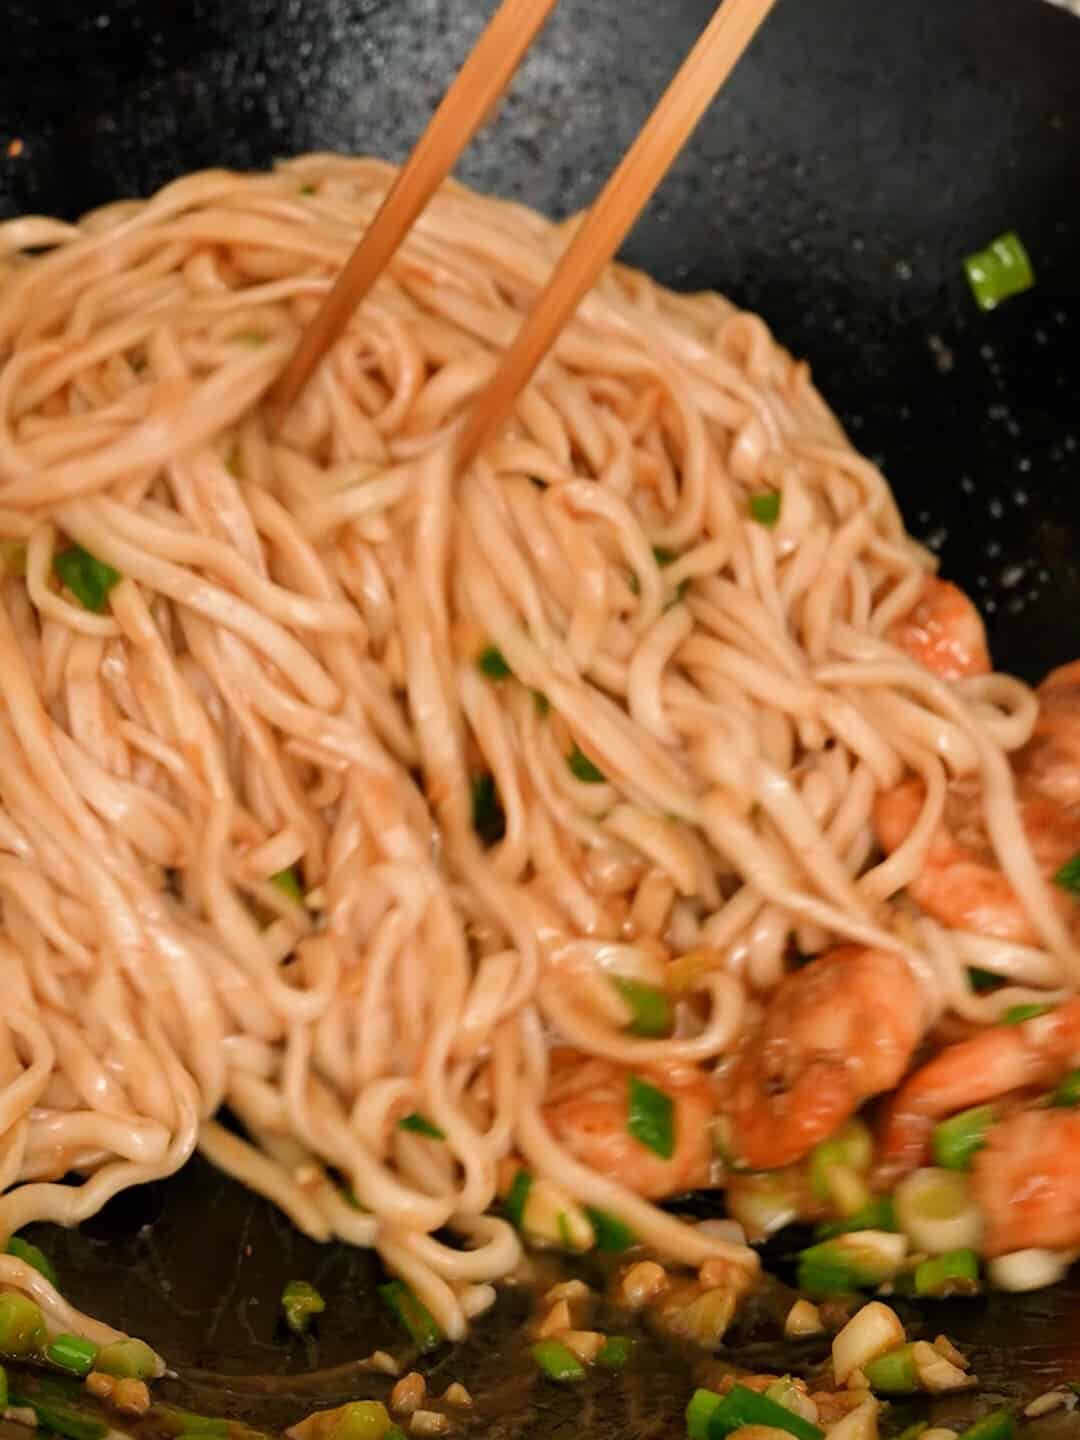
[477, 645, 512, 680]
[612, 977, 673, 1038]
[1053, 851, 1080, 895]
[531, 1339, 586, 1383]
[503, 1168, 533, 1228]
[701, 1384, 824, 1440]
[156, 1407, 233, 1437]
[95, 1337, 158, 1379]
[328, 1402, 393, 1440]
[796, 1232, 906, 1298]
[1002, 1003, 1052, 1025]
[45, 1334, 98, 1378]
[533, 690, 550, 716]
[933, 1104, 996, 1170]
[584, 1206, 636, 1253]
[281, 1279, 325, 1335]
[556, 1212, 573, 1249]
[270, 866, 304, 903]
[955, 1412, 1016, 1440]
[471, 773, 506, 846]
[687, 1390, 724, 1440]
[1051, 1067, 1080, 1107]
[964, 232, 1035, 312]
[378, 1279, 443, 1353]
[863, 1343, 919, 1395]
[385, 1429, 408, 1440]
[809, 1120, 873, 1201]
[913, 1247, 980, 1298]
[568, 746, 605, 784]
[397, 1112, 445, 1141]
[54, 546, 121, 614]
[10, 1385, 109, 1440]
[6, 1235, 57, 1286]
[596, 1335, 631, 1371]
[0, 1292, 46, 1355]
[814, 1197, 898, 1241]
[652, 546, 677, 566]
[749, 491, 781, 527]
[627, 1075, 675, 1159]
[967, 966, 1001, 992]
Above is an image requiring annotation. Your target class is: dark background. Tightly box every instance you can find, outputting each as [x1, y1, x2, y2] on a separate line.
[1, 0, 1080, 1431]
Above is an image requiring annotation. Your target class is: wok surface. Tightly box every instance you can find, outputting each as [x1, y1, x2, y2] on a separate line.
[2, 0, 1080, 1432]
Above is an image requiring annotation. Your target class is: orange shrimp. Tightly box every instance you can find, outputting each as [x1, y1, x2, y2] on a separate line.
[1015, 660, 1080, 807]
[541, 1050, 717, 1200]
[972, 1107, 1080, 1256]
[877, 997, 1080, 1179]
[873, 777, 1080, 945]
[720, 947, 923, 1171]
[886, 577, 991, 681]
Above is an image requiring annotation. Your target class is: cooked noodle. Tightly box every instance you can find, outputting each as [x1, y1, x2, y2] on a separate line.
[0, 154, 1071, 1341]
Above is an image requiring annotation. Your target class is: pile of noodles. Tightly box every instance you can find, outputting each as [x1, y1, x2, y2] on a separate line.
[0, 154, 1073, 1342]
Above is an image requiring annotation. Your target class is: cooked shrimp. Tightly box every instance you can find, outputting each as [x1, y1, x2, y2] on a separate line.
[1016, 660, 1080, 807]
[720, 947, 923, 1171]
[878, 997, 1080, 1178]
[541, 1050, 716, 1200]
[887, 578, 991, 680]
[873, 777, 1080, 945]
[972, 1107, 1080, 1256]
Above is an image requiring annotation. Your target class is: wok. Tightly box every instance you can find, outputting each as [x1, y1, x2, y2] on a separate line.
[2, 0, 1080, 1433]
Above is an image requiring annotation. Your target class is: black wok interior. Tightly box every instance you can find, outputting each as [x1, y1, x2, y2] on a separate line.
[2, 0, 1080, 1432]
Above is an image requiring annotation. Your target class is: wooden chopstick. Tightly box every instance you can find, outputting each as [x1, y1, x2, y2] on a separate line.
[457, 0, 778, 468]
[269, 0, 562, 426]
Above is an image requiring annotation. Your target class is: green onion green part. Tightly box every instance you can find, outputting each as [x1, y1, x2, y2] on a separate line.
[45, 1334, 98, 1378]
[1053, 851, 1080, 896]
[503, 1168, 533, 1229]
[378, 1279, 443, 1353]
[596, 1335, 631, 1371]
[863, 1344, 919, 1395]
[568, 746, 605, 784]
[932, 1104, 996, 1171]
[700, 1384, 824, 1440]
[270, 866, 304, 903]
[814, 1196, 898, 1241]
[612, 977, 673, 1038]
[531, 1339, 586, 1383]
[6, 1235, 57, 1286]
[556, 1212, 573, 1249]
[471, 773, 506, 846]
[627, 1075, 675, 1159]
[749, 491, 782, 527]
[795, 1235, 900, 1298]
[397, 1112, 445, 1141]
[967, 967, 1001, 993]
[95, 1337, 158, 1380]
[477, 646, 512, 680]
[964, 232, 1035, 312]
[652, 546, 677, 566]
[955, 1412, 1016, 1440]
[0, 1292, 46, 1355]
[913, 1247, 980, 1298]
[282, 1279, 325, 1335]
[1002, 1003, 1052, 1025]
[584, 1206, 636, 1253]
[687, 1390, 724, 1440]
[385, 1429, 408, 1440]
[54, 546, 121, 614]
[1051, 1067, 1080, 1107]
[9, 1384, 109, 1440]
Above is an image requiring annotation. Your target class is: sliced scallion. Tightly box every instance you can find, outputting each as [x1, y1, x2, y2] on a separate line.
[749, 491, 782, 527]
[967, 966, 1001, 992]
[964, 232, 1034, 312]
[0, 1292, 46, 1355]
[477, 646, 512, 680]
[863, 1343, 919, 1395]
[95, 1337, 158, 1380]
[378, 1279, 443, 1353]
[612, 977, 673, 1038]
[955, 1412, 1016, 1440]
[913, 1247, 980, 1298]
[568, 746, 605, 784]
[814, 1196, 898, 1241]
[270, 866, 304, 903]
[45, 1334, 98, 1378]
[584, 1206, 636, 1253]
[531, 1338, 586, 1383]
[796, 1232, 907, 1298]
[1051, 1067, 1080, 1107]
[54, 546, 121, 614]
[1054, 851, 1080, 896]
[471, 773, 506, 846]
[6, 1235, 57, 1286]
[932, 1105, 996, 1170]
[397, 1112, 445, 1140]
[503, 1168, 533, 1228]
[1002, 1003, 1052, 1025]
[701, 1384, 824, 1440]
[652, 546, 677, 566]
[281, 1279, 324, 1335]
[596, 1335, 631, 1371]
[328, 1402, 393, 1440]
[627, 1075, 675, 1159]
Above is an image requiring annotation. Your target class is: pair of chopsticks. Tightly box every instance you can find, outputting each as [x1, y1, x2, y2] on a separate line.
[270, 0, 779, 463]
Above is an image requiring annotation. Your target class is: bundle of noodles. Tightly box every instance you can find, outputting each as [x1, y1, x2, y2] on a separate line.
[0, 155, 1069, 1341]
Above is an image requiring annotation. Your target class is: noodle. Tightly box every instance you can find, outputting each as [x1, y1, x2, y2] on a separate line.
[0, 154, 1071, 1342]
